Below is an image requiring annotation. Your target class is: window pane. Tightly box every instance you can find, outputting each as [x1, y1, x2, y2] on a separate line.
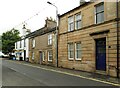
[68, 16, 74, 23]
[78, 21, 81, 29]
[96, 4, 104, 13]
[76, 21, 81, 29]
[76, 43, 81, 50]
[70, 51, 74, 58]
[71, 23, 74, 31]
[68, 43, 74, 59]
[48, 34, 52, 45]
[49, 56, 52, 61]
[69, 23, 74, 31]
[69, 51, 74, 58]
[48, 51, 52, 61]
[96, 3, 104, 24]
[42, 52, 45, 61]
[76, 43, 82, 59]
[77, 50, 81, 58]
[49, 51, 52, 55]
[75, 14, 81, 29]
[96, 12, 104, 23]
[32, 53, 34, 60]
[76, 14, 80, 20]
[68, 16, 74, 31]
[32, 39, 35, 47]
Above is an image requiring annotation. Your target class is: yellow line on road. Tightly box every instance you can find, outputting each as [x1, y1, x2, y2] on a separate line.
[8, 60, 120, 86]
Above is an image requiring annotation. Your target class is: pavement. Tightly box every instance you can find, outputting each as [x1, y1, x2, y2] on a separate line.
[4, 59, 119, 86]
[3, 59, 117, 87]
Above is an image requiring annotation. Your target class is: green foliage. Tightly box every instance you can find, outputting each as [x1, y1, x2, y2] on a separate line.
[2, 28, 21, 54]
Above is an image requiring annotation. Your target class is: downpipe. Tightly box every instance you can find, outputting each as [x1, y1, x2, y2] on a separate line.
[116, 0, 119, 78]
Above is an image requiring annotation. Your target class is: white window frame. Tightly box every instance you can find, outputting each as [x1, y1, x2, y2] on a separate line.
[48, 50, 52, 62]
[48, 34, 52, 45]
[68, 43, 74, 60]
[68, 16, 74, 31]
[32, 52, 34, 60]
[20, 41, 22, 48]
[75, 13, 82, 30]
[42, 51, 45, 61]
[32, 39, 35, 48]
[95, 2, 104, 24]
[24, 39, 26, 47]
[75, 42, 82, 60]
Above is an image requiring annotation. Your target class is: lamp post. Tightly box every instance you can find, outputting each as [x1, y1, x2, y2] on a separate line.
[47, 1, 58, 67]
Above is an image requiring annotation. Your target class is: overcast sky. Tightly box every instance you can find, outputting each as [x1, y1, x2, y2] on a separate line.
[0, 0, 90, 35]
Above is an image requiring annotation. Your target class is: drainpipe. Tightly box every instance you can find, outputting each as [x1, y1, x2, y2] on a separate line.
[116, 0, 119, 78]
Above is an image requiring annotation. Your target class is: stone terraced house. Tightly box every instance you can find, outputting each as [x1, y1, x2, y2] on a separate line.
[58, 0, 120, 77]
[28, 18, 57, 66]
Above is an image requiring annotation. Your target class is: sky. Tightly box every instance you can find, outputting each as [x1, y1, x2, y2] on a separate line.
[0, 0, 90, 35]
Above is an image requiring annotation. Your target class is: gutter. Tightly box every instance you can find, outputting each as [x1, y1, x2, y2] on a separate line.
[116, 0, 119, 78]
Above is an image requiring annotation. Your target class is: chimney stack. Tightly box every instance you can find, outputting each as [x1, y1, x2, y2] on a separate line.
[80, 0, 86, 6]
[45, 17, 56, 28]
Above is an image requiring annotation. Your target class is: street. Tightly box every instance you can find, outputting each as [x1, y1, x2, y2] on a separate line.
[1, 59, 119, 87]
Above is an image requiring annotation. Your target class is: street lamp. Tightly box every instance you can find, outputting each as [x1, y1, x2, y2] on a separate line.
[47, 1, 58, 67]
[47, 1, 58, 26]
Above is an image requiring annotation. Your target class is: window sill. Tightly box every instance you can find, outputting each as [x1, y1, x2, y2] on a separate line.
[75, 58, 82, 61]
[95, 21, 105, 25]
[48, 44, 52, 47]
[48, 60, 52, 62]
[68, 58, 74, 61]
[32, 47, 35, 49]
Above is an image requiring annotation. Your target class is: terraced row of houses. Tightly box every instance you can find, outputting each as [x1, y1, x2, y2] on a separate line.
[14, 0, 120, 78]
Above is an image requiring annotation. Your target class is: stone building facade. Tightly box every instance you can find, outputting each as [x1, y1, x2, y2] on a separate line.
[28, 18, 57, 66]
[58, 1, 120, 77]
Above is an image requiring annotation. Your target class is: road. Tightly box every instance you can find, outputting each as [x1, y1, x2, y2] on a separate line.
[1, 59, 119, 87]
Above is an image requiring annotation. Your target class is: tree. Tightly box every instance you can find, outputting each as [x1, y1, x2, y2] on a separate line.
[2, 28, 21, 54]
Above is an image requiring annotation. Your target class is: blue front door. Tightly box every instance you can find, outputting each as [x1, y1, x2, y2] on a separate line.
[96, 38, 106, 71]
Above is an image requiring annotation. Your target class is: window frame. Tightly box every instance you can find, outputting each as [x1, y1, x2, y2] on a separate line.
[68, 43, 74, 60]
[24, 39, 26, 47]
[42, 51, 45, 61]
[20, 41, 22, 48]
[32, 38, 35, 48]
[75, 13, 82, 30]
[32, 52, 34, 60]
[48, 34, 52, 45]
[75, 42, 82, 60]
[68, 16, 74, 31]
[95, 2, 104, 24]
[48, 50, 53, 62]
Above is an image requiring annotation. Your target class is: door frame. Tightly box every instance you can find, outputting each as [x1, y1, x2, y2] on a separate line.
[24, 50, 26, 61]
[95, 37, 106, 71]
[39, 51, 42, 64]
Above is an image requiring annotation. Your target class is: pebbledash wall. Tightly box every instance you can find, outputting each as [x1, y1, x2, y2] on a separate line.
[15, 37, 29, 61]
[58, 1, 120, 77]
